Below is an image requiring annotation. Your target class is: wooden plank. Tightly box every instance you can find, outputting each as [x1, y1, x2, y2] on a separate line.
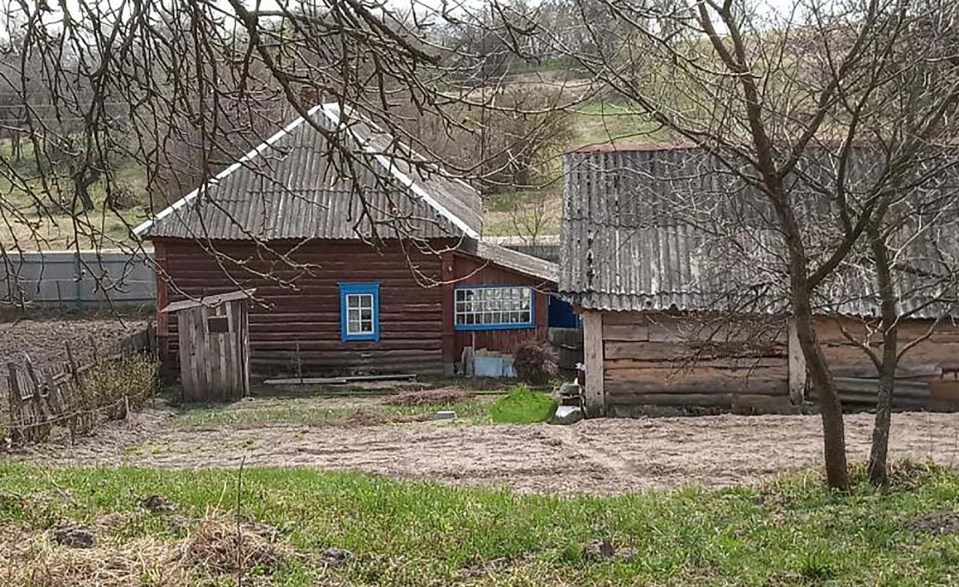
[601, 311, 649, 326]
[264, 374, 419, 385]
[604, 341, 786, 361]
[605, 357, 786, 370]
[603, 324, 649, 342]
[604, 365, 787, 384]
[605, 378, 789, 396]
[583, 311, 605, 416]
[607, 392, 792, 408]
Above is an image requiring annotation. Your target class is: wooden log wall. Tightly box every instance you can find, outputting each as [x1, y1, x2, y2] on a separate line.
[156, 239, 447, 377]
[588, 311, 959, 415]
[598, 311, 791, 415]
[812, 316, 959, 408]
[449, 253, 551, 364]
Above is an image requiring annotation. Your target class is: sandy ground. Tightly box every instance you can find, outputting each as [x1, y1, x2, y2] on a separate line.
[9, 408, 959, 495]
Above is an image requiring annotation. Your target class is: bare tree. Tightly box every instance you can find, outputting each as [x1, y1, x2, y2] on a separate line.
[526, 0, 959, 489]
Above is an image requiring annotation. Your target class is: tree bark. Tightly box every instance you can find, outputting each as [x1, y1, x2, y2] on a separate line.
[867, 225, 898, 487]
[792, 285, 851, 491]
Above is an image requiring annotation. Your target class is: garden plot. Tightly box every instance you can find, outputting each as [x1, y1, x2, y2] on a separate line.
[8, 390, 959, 495]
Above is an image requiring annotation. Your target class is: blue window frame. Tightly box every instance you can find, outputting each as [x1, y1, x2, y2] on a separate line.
[454, 285, 535, 331]
[339, 283, 380, 341]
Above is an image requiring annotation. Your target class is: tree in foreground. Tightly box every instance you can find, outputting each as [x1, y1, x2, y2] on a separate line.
[511, 0, 959, 488]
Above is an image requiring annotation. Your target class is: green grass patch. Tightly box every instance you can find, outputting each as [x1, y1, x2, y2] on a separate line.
[1, 463, 958, 585]
[169, 395, 493, 428]
[488, 386, 557, 424]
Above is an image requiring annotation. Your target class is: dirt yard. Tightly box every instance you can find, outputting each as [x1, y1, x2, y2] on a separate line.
[9, 395, 959, 495]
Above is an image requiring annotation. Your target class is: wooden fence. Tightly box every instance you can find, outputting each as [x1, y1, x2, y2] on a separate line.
[4, 326, 155, 444]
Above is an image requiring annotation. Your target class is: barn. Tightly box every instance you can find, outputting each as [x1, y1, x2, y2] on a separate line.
[560, 143, 959, 416]
[135, 103, 558, 378]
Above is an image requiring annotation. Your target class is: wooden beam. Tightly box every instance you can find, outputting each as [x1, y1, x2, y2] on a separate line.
[582, 311, 606, 416]
[787, 317, 807, 404]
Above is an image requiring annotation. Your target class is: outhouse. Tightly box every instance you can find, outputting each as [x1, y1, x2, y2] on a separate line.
[160, 289, 254, 401]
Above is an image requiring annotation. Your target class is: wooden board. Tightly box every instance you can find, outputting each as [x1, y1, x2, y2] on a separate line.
[583, 311, 605, 415]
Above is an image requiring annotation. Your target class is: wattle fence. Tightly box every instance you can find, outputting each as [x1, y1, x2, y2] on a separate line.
[3, 326, 157, 445]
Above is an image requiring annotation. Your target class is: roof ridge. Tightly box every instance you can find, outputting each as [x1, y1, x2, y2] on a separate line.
[317, 103, 480, 239]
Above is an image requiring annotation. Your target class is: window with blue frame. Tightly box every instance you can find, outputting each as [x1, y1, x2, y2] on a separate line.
[339, 283, 380, 341]
[454, 286, 534, 330]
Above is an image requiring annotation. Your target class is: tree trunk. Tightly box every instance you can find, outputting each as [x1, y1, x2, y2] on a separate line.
[793, 299, 850, 490]
[867, 225, 898, 487]
[787, 247, 850, 491]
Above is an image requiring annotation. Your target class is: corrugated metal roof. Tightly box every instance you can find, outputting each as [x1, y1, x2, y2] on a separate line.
[560, 145, 959, 318]
[466, 241, 558, 283]
[136, 103, 483, 241]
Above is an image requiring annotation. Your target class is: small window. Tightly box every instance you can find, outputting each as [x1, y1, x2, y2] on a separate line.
[454, 286, 534, 330]
[207, 315, 230, 334]
[339, 283, 380, 341]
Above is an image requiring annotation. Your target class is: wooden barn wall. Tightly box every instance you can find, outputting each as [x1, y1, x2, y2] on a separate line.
[595, 310, 959, 415]
[155, 238, 446, 376]
[599, 311, 791, 414]
[815, 316, 959, 378]
[448, 253, 550, 363]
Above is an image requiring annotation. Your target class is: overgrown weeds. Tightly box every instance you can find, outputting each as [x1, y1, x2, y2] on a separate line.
[488, 386, 557, 424]
[78, 353, 159, 418]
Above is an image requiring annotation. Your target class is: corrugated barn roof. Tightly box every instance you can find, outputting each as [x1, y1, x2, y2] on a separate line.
[136, 103, 483, 241]
[560, 145, 959, 319]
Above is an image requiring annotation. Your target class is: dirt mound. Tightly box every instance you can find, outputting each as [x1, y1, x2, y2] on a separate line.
[908, 511, 959, 535]
[334, 410, 430, 427]
[384, 388, 472, 407]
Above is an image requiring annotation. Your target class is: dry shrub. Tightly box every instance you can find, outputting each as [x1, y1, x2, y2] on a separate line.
[77, 354, 159, 419]
[0, 523, 189, 587]
[513, 341, 558, 385]
[383, 388, 472, 407]
[181, 513, 292, 575]
[0, 511, 295, 586]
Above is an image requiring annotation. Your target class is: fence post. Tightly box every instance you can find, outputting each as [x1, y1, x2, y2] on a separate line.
[65, 340, 81, 386]
[89, 335, 100, 365]
[7, 362, 20, 440]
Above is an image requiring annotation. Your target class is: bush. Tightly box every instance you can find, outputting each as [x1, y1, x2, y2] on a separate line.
[488, 385, 557, 424]
[513, 340, 558, 385]
[78, 354, 159, 419]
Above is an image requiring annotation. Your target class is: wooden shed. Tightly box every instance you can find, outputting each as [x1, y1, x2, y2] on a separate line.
[161, 289, 254, 401]
[560, 143, 959, 416]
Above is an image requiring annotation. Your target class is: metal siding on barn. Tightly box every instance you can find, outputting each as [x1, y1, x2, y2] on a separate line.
[560, 144, 959, 319]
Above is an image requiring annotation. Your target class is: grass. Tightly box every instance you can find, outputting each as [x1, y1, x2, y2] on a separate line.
[1, 462, 958, 585]
[170, 395, 492, 428]
[488, 386, 557, 424]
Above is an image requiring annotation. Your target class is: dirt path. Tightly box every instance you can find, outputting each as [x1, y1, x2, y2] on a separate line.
[9, 409, 959, 495]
